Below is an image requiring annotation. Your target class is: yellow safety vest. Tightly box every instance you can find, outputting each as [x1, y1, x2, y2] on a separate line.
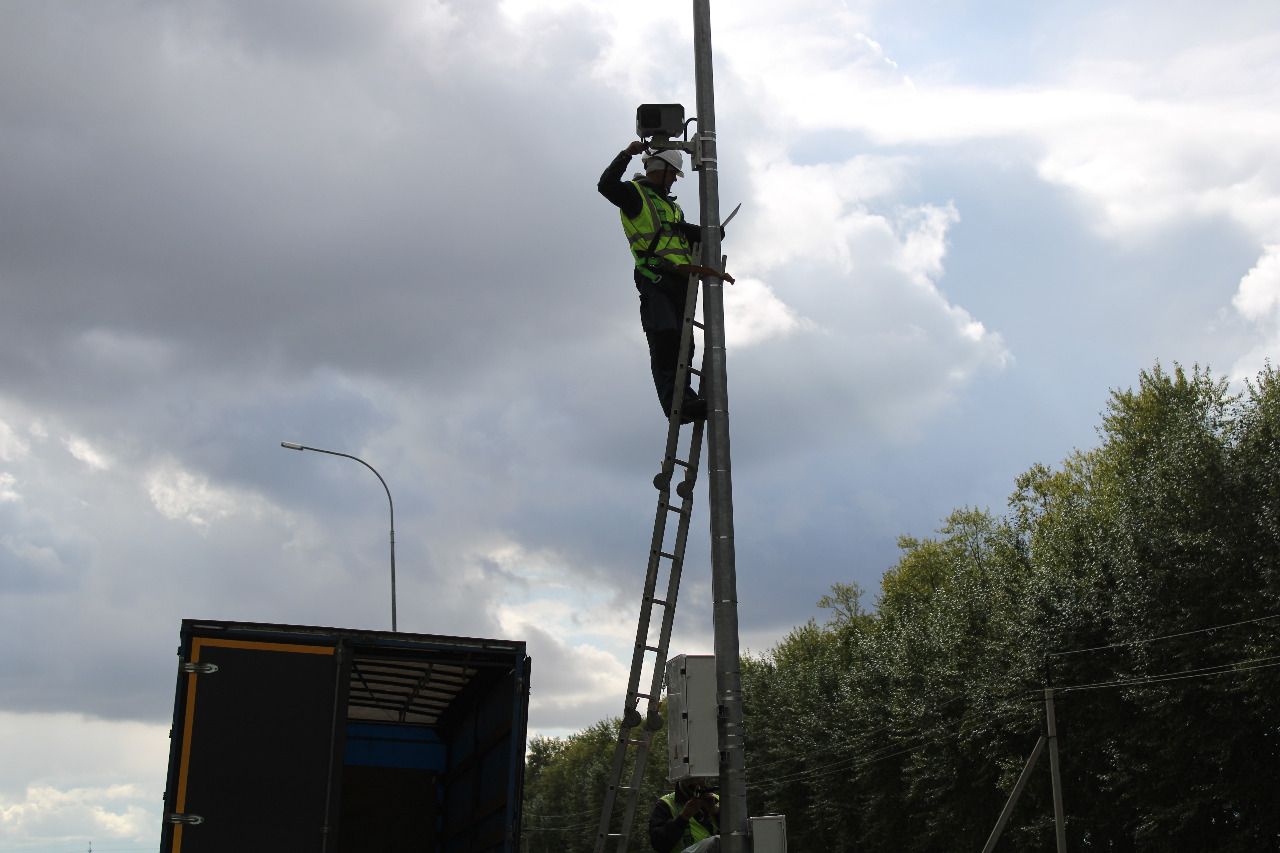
[659, 791, 718, 853]
[621, 182, 695, 282]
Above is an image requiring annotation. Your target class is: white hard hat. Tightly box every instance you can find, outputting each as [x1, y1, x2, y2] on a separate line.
[643, 149, 684, 177]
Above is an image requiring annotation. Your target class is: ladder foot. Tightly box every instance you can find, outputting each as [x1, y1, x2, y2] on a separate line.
[622, 707, 643, 728]
[653, 471, 672, 491]
[645, 710, 664, 731]
[676, 479, 695, 499]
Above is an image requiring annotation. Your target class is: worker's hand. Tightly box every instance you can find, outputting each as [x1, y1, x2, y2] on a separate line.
[626, 140, 647, 156]
[680, 796, 714, 820]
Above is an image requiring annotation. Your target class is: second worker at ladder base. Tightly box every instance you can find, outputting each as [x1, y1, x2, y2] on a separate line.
[649, 777, 720, 853]
[598, 141, 722, 424]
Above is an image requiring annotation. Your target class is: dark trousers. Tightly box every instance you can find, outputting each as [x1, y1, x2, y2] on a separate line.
[637, 272, 698, 417]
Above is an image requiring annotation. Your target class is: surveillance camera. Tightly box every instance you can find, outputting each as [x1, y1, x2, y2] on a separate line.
[636, 104, 686, 140]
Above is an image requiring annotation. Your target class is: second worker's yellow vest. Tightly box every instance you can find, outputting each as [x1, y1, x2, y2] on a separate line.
[659, 791, 718, 853]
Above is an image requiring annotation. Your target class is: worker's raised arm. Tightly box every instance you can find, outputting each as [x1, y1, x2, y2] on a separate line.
[598, 143, 647, 218]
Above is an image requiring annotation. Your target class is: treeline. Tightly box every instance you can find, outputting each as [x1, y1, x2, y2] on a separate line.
[523, 364, 1280, 851]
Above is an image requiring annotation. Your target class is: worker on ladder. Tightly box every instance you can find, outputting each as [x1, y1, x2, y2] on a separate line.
[598, 141, 708, 424]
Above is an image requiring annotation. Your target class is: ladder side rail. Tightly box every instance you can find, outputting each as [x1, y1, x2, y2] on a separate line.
[596, 491, 680, 853]
[644, 260, 706, 720]
[623, 495, 681, 723]
[613, 728, 658, 853]
[615, 421, 704, 853]
[656, 248, 704, 488]
[595, 488, 680, 853]
[596, 257, 707, 853]
[646, 416, 704, 717]
[611, 262, 707, 852]
[593, 728, 637, 853]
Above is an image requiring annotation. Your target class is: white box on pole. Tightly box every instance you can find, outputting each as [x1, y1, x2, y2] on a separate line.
[665, 654, 718, 781]
[749, 815, 788, 853]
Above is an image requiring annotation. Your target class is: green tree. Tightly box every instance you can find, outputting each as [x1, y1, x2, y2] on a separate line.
[526, 363, 1280, 852]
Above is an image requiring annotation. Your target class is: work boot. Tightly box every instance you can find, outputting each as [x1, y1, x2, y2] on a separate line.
[679, 397, 707, 424]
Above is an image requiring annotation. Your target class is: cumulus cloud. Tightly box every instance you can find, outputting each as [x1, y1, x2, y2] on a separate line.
[723, 278, 809, 348]
[64, 435, 113, 471]
[1230, 245, 1280, 378]
[146, 459, 246, 529]
[0, 711, 167, 846]
[0, 419, 29, 463]
[1233, 246, 1280, 321]
[0, 474, 18, 504]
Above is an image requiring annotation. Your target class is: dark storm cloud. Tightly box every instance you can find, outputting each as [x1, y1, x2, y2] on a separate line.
[6, 0, 1253, 749]
[0, 0, 997, 735]
[0, 0, 629, 409]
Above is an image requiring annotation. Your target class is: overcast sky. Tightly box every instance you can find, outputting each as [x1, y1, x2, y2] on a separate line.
[3, 0, 1279, 848]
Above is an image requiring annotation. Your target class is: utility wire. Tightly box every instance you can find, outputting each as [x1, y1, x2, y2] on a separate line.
[523, 818, 599, 834]
[751, 713, 972, 792]
[1047, 613, 1280, 658]
[744, 683, 1043, 778]
[1054, 654, 1280, 695]
[523, 806, 600, 820]
[750, 727, 965, 793]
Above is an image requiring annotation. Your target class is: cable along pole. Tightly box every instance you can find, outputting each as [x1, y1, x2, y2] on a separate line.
[691, 2, 749, 852]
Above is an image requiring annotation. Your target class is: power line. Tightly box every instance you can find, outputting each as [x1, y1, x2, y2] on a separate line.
[750, 718, 969, 791]
[523, 806, 600, 821]
[523, 819, 599, 834]
[741, 684, 1046, 778]
[1047, 613, 1280, 658]
[1054, 654, 1280, 695]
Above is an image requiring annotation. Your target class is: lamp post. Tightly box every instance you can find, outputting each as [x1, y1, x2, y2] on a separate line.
[280, 441, 397, 632]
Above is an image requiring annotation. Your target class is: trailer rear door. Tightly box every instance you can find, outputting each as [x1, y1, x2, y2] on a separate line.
[163, 635, 342, 852]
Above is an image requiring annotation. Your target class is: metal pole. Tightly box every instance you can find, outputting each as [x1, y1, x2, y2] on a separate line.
[1045, 688, 1067, 852]
[691, 3, 748, 852]
[981, 736, 1046, 853]
[281, 442, 397, 632]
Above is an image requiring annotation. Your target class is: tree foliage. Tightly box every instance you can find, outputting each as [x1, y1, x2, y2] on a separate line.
[524, 363, 1280, 851]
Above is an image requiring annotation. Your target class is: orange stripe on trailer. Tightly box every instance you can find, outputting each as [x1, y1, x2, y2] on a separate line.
[193, 636, 337, 656]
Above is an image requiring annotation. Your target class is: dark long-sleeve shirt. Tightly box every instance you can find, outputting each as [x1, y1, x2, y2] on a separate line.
[598, 150, 702, 246]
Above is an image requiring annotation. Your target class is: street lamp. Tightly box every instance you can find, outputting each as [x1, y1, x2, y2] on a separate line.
[280, 441, 397, 632]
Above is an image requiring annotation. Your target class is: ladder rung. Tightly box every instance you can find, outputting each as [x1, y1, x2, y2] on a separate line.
[666, 504, 687, 515]
[644, 644, 660, 652]
[633, 692, 651, 700]
[651, 598, 667, 607]
[626, 738, 645, 745]
[688, 367, 702, 376]
[671, 458, 690, 469]
[692, 320, 705, 329]
[659, 550, 675, 560]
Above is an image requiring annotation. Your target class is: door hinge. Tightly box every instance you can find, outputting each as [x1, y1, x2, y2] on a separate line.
[180, 661, 219, 675]
[167, 812, 205, 825]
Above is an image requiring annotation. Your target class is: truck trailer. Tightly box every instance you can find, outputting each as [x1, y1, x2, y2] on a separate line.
[160, 619, 530, 852]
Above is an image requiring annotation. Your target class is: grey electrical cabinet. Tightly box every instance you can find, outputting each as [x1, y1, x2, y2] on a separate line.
[665, 654, 718, 781]
[750, 815, 788, 853]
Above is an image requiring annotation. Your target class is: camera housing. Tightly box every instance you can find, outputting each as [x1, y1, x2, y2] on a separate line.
[636, 103, 686, 140]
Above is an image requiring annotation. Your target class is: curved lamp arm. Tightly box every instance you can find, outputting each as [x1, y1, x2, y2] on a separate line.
[281, 441, 396, 632]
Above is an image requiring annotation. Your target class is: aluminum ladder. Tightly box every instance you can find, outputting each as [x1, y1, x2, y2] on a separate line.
[592, 255, 713, 853]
